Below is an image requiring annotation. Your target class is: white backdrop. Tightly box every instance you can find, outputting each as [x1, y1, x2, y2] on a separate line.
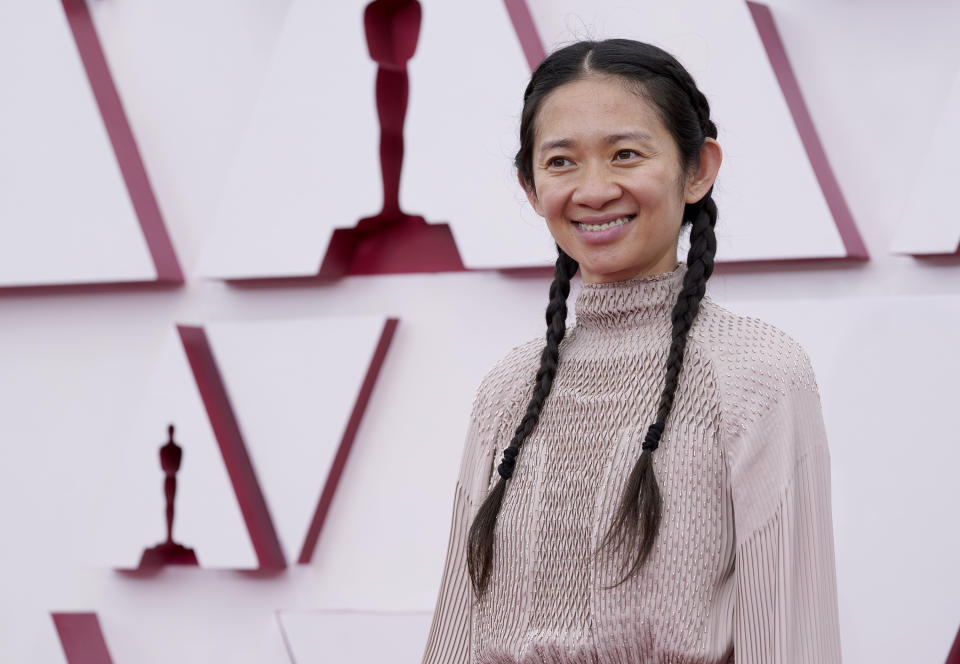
[1, 0, 959, 662]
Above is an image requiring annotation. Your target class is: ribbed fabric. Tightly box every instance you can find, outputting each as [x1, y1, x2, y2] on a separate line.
[421, 262, 842, 664]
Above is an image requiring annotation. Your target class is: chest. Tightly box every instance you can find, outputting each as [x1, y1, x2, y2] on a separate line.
[485, 353, 728, 611]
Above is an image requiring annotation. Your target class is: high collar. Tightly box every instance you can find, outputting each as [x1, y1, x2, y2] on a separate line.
[573, 262, 688, 331]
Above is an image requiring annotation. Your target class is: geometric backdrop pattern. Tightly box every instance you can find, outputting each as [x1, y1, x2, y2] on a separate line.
[93, 316, 397, 570]
[3, 0, 959, 662]
[200, 0, 868, 281]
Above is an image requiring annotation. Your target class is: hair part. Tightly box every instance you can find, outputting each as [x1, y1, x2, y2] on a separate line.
[468, 38, 720, 598]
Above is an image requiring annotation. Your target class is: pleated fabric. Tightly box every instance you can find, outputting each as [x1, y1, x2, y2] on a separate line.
[420, 263, 842, 664]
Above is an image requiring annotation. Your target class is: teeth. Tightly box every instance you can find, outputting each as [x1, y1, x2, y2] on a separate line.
[575, 215, 634, 232]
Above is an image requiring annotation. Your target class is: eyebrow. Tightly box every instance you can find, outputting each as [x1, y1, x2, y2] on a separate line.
[538, 131, 655, 154]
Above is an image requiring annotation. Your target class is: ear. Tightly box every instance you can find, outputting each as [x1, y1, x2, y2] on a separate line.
[684, 137, 723, 204]
[518, 170, 545, 217]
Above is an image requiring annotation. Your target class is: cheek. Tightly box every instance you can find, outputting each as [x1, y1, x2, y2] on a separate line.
[630, 174, 676, 209]
[532, 183, 568, 220]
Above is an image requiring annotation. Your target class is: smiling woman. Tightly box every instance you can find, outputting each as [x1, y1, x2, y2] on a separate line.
[421, 39, 842, 664]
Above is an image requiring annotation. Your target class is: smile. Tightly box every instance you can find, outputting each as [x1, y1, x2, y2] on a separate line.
[573, 215, 636, 231]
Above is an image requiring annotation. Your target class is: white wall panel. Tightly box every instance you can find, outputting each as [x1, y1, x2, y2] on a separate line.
[205, 315, 391, 564]
[278, 610, 432, 663]
[890, 68, 960, 256]
[196, 0, 380, 280]
[0, 1, 156, 286]
[84, 0, 292, 275]
[26, 616, 68, 664]
[401, 1, 558, 269]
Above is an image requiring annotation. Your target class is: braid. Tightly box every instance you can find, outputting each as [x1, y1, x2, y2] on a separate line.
[594, 59, 719, 585]
[467, 246, 579, 597]
[658, 199, 717, 421]
[596, 193, 718, 587]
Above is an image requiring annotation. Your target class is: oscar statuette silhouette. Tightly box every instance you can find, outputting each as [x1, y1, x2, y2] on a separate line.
[139, 424, 199, 568]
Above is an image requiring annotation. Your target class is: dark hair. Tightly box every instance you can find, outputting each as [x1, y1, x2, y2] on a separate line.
[467, 39, 719, 597]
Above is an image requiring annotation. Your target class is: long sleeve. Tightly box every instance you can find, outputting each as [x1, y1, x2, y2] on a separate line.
[725, 361, 843, 662]
[421, 386, 500, 664]
[420, 481, 475, 664]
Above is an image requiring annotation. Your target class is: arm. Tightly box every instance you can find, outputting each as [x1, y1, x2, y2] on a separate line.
[726, 365, 843, 662]
[420, 481, 474, 664]
[420, 392, 497, 664]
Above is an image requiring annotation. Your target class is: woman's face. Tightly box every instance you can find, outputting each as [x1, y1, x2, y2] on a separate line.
[523, 75, 700, 284]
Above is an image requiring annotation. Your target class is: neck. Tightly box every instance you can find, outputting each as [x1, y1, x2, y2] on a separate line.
[574, 262, 687, 332]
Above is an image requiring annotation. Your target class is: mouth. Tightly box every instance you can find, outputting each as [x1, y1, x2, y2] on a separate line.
[572, 214, 636, 232]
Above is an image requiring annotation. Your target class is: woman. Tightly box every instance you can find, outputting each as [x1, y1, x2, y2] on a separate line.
[421, 39, 842, 663]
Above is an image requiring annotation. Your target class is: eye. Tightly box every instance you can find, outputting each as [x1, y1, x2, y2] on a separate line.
[614, 149, 640, 161]
[547, 156, 572, 168]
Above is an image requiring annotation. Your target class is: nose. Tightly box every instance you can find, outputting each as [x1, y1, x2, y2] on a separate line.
[571, 164, 622, 209]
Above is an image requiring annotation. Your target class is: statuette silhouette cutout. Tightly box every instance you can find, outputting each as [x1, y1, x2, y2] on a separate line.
[316, 0, 464, 276]
[139, 424, 198, 568]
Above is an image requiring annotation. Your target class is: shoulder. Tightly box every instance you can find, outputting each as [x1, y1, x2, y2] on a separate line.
[693, 296, 820, 437]
[457, 337, 541, 498]
[471, 335, 542, 421]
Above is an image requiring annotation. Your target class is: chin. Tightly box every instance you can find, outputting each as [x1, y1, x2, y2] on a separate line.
[576, 253, 631, 275]
[577, 263, 631, 283]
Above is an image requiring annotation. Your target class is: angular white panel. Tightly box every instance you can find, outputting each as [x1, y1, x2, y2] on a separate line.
[0, 1, 155, 286]
[890, 69, 960, 255]
[205, 315, 390, 563]
[197, 0, 380, 279]
[92, 328, 257, 569]
[25, 615, 69, 664]
[401, 1, 558, 269]
[278, 610, 432, 664]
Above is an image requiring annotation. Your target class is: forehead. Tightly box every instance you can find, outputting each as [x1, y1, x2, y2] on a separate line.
[534, 75, 667, 149]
